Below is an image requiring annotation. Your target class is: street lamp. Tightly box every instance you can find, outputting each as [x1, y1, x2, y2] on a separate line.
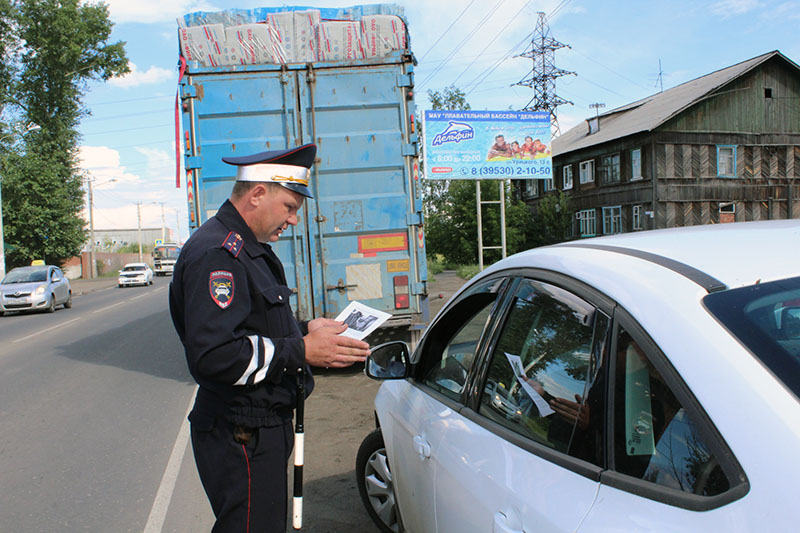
[0, 122, 41, 279]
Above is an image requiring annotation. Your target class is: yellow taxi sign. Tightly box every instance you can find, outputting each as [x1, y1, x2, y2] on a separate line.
[31, 259, 45, 266]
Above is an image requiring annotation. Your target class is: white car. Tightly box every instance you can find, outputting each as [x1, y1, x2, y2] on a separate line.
[118, 263, 153, 287]
[357, 220, 800, 533]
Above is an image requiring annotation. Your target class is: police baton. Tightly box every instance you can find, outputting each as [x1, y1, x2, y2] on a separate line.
[292, 366, 305, 530]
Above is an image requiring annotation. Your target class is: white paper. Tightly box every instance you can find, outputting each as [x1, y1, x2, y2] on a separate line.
[334, 301, 391, 340]
[504, 352, 555, 417]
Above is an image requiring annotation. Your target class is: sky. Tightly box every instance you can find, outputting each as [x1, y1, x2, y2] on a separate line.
[78, 0, 800, 243]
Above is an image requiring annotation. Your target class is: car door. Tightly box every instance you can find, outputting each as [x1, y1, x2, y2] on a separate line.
[576, 314, 749, 532]
[431, 275, 611, 532]
[385, 276, 509, 533]
[50, 268, 67, 303]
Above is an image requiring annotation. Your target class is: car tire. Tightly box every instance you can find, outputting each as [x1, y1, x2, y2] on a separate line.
[356, 429, 402, 533]
[64, 292, 72, 309]
[46, 295, 55, 313]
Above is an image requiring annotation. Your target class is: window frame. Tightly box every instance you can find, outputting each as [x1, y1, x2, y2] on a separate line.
[633, 205, 642, 231]
[525, 179, 539, 198]
[631, 148, 642, 180]
[716, 145, 737, 178]
[602, 206, 622, 235]
[563, 165, 573, 190]
[601, 310, 750, 511]
[462, 269, 617, 481]
[600, 153, 621, 185]
[579, 160, 595, 184]
[576, 209, 596, 237]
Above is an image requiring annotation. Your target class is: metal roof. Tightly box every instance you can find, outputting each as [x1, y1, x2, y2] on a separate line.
[552, 50, 797, 156]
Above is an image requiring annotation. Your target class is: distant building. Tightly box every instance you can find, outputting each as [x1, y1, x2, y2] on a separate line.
[523, 50, 800, 237]
[82, 228, 176, 253]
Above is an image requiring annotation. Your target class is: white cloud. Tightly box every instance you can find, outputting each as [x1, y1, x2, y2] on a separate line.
[711, 0, 762, 16]
[78, 146, 141, 186]
[109, 63, 174, 88]
[105, 0, 217, 24]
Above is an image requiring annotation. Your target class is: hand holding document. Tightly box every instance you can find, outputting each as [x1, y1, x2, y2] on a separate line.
[334, 301, 391, 340]
[504, 352, 555, 417]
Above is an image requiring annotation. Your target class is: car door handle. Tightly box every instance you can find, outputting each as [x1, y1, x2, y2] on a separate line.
[413, 435, 431, 460]
[493, 511, 524, 533]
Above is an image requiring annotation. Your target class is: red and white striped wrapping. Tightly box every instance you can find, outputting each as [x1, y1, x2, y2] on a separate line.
[226, 23, 281, 65]
[317, 20, 365, 61]
[294, 10, 320, 63]
[360, 15, 406, 59]
[178, 24, 233, 67]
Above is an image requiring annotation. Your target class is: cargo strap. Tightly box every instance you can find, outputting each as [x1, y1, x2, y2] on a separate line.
[174, 55, 187, 189]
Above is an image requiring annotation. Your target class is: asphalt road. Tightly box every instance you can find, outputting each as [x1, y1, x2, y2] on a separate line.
[0, 271, 465, 532]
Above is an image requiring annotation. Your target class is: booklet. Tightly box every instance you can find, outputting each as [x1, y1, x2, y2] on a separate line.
[334, 301, 392, 340]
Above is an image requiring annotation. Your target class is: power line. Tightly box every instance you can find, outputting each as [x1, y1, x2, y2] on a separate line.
[464, 31, 532, 95]
[417, 0, 509, 91]
[450, 0, 533, 87]
[417, 0, 478, 62]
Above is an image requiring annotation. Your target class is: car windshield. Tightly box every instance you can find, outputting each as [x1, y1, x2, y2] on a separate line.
[122, 266, 146, 272]
[704, 275, 800, 398]
[154, 246, 180, 260]
[2, 268, 48, 283]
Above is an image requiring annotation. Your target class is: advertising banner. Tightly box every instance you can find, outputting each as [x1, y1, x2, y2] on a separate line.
[422, 110, 552, 180]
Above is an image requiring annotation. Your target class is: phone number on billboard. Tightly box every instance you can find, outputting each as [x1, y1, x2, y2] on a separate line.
[465, 166, 552, 177]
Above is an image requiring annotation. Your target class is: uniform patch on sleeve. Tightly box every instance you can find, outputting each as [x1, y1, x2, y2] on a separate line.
[209, 270, 235, 309]
[221, 231, 243, 257]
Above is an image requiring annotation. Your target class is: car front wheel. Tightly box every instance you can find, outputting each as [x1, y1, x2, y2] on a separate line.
[356, 429, 401, 533]
[46, 295, 55, 313]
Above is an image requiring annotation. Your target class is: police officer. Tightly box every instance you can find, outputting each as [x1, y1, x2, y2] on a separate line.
[169, 143, 370, 532]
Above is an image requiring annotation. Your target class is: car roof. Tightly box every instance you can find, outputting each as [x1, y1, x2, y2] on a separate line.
[9, 265, 52, 272]
[482, 220, 800, 291]
[123, 263, 149, 268]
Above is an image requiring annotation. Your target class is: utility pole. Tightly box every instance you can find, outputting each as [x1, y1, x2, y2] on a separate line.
[159, 202, 166, 243]
[515, 12, 575, 136]
[136, 202, 143, 263]
[175, 210, 182, 243]
[87, 178, 97, 278]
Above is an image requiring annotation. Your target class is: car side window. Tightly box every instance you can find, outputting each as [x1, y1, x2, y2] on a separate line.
[613, 327, 733, 496]
[478, 279, 608, 465]
[418, 277, 506, 402]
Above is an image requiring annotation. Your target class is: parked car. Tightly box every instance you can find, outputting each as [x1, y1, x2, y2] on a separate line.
[357, 220, 800, 533]
[0, 265, 72, 315]
[117, 263, 153, 287]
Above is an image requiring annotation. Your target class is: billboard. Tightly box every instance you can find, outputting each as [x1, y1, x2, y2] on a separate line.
[422, 110, 552, 180]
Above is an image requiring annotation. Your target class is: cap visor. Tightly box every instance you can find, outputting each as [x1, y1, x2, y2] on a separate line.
[280, 182, 313, 198]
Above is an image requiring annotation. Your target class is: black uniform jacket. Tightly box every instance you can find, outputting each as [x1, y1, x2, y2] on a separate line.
[169, 199, 314, 427]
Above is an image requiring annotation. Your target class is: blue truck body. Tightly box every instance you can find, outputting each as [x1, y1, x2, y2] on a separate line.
[177, 13, 427, 337]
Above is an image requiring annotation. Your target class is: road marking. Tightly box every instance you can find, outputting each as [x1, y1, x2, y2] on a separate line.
[12, 317, 82, 344]
[92, 301, 126, 314]
[144, 386, 197, 533]
[129, 293, 150, 301]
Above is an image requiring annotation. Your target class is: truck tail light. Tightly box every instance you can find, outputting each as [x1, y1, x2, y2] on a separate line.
[393, 275, 409, 309]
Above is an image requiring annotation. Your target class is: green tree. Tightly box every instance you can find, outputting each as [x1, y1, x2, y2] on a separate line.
[0, 0, 129, 268]
[422, 85, 535, 265]
[528, 190, 573, 247]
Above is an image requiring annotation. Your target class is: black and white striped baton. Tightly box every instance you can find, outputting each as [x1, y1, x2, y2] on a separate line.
[293, 366, 306, 530]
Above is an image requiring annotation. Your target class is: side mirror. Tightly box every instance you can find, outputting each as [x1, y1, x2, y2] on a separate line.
[365, 341, 410, 380]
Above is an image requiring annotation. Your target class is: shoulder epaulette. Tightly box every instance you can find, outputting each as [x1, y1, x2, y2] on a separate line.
[221, 231, 244, 258]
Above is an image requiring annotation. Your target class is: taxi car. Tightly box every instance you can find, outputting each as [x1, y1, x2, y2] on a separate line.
[0, 265, 72, 315]
[357, 220, 800, 533]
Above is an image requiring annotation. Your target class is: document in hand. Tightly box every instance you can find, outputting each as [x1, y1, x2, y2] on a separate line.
[335, 301, 391, 340]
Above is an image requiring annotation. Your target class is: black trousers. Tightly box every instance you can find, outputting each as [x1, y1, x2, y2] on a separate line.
[191, 414, 294, 533]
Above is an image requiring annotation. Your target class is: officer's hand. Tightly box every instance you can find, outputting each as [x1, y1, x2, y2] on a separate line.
[306, 317, 343, 333]
[303, 323, 371, 368]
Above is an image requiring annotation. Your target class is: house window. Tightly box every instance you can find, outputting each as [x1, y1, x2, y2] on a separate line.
[525, 179, 539, 198]
[588, 117, 599, 134]
[633, 205, 642, 230]
[563, 165, 573, 190]
[764, 87, 773, 99]
[576, 209, 596, 237]
[600, 154, 621, 184]
[579, 160, 595, 184]
[631, 149, 642, 180]
[602, 206, 622, 234]
[543, 177, 555, 192]
[717, 145, 736, 177]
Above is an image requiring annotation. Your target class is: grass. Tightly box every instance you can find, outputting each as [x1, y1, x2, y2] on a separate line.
[427, 254, 481, 281]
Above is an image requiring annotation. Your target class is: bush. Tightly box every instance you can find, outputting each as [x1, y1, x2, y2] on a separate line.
[456, 264, 481, 280]
[427, 254, 445, 275]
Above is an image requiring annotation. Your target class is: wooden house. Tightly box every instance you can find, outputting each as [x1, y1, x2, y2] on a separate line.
[523, 50, 800, 237]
